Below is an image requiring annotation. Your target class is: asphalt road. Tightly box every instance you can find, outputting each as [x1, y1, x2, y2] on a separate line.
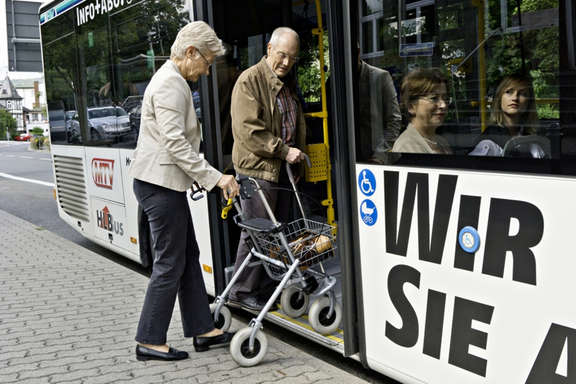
[0, 141, 396, 384]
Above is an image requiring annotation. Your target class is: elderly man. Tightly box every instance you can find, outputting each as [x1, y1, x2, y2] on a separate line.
[130, 21, 238, 361]
[229, 27, 307, 311]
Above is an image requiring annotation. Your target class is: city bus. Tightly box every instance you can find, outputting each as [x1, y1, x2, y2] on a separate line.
[39, 0, 575, 382]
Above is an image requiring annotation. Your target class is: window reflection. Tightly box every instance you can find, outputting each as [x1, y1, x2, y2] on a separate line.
[42, 12, 80, 146]
[41, 0, 189, 149]
[355, 0, 561, 161]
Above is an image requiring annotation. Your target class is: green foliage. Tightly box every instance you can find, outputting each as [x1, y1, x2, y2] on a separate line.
[298, 32, 330, 103]
[30, 127, 44, 136]
[520, 0, 558, 13]
[0, 109, 17, 140]
[30, 136, 49, 150]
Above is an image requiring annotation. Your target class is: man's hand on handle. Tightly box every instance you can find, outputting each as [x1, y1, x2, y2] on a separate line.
[217, 174, 239, 200]
[285, 147, 305, 164]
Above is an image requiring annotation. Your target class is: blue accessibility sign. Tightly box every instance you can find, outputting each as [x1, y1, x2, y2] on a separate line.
[458, 226, 480, 253]
[358, 169, 376, 196]
[360, 199, 378, 226]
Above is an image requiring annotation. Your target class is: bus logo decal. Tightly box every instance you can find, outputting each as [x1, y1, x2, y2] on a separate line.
[92, 158, 114, 189]
[96, 206, 124, 236]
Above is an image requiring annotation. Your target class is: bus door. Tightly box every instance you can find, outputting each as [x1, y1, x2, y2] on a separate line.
[336, 0, 576, 382]
[197, 0, 360, 356]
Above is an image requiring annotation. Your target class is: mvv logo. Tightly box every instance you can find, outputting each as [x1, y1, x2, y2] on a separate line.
[92, 158, 115, 189]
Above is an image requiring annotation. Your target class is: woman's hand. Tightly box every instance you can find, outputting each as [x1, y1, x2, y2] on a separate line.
[217, 175, 239, 200]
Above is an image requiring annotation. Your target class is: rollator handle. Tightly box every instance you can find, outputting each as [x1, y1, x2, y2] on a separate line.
[190, 182, 204, 201]
[285, 152, 311, 221]
[285, 152, 311, 184]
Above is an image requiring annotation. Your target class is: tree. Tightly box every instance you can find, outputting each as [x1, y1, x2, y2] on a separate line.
[0, 109, 17, 140]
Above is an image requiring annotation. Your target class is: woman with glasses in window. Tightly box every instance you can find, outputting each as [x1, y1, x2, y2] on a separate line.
[470, 74, 541, 156]
[391, 68, 452, 154]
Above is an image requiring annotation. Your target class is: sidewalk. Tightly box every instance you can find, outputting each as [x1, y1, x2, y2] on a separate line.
[0, 210, 368, 384]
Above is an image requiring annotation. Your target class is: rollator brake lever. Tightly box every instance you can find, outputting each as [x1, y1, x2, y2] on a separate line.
[221, 198, 234, 219]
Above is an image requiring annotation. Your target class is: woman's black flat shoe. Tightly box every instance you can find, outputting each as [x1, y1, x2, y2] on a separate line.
[136, 345, 189, 361]
[193, 331, 235, 352]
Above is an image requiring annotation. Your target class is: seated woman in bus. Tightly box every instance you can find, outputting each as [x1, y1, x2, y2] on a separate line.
[469, 74, 539, 156]
[391, 68, 452, 154]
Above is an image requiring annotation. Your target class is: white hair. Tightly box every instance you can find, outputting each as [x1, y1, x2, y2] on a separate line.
[269, 27, 300, 48]
[170, 21, 226, 59]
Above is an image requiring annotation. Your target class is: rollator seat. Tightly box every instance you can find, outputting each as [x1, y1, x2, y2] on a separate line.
[236, 217, 284, 233]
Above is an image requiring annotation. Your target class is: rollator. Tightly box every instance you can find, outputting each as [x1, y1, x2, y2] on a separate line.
[210, 155, 341, 366]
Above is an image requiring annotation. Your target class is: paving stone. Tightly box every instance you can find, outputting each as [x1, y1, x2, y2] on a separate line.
[0, 209, 368, 384]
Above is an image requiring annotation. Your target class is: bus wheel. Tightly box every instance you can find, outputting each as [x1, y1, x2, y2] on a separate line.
[280, 285, 308, 318]
[230, 327, 268, 367]
[209, 304, 231, 332]
[308, 297, 342, 335]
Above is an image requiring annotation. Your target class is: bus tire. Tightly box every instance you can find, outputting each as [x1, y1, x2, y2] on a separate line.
[308, 297, 342, 335]
[230, 327, 268, 367]
[209, 304, 231, 332]
[280, 285, 308, 318]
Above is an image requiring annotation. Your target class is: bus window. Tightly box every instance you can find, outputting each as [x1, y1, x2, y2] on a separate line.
[77, 14, 115, 146]
[42, 11, 81, 145]
[109, 0, 189, 149]
[353, 0, 567, 168]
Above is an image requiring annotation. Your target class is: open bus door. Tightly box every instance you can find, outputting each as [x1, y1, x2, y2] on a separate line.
[194, 0, 362, 360]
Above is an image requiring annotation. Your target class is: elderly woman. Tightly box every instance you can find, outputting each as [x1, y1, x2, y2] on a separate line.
[391, 68, 452, 154]
[130, 21, 239, 361]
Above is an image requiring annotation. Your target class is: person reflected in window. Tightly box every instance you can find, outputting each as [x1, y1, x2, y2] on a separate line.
[356, 47, 401, 161]
[391, 68, 452, 154]
[478, 74, 539, 151]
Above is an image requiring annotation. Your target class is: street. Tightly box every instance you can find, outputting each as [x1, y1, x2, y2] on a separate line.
[0, 141, 394, 384]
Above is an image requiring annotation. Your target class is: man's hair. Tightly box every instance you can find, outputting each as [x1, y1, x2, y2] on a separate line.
[268, 27, 300, 48]
[490, 74, 538, 130]
[401, 68, 448, 119]
[170, 21, 226, 59]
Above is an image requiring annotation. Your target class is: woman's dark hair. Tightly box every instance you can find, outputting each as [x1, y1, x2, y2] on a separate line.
[400, 68, 448, 120]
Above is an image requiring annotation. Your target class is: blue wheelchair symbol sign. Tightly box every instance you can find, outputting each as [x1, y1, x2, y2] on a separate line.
[360, 200, 377, 226]
[458, 226, 480, 253]
[358, 169, 376, 196]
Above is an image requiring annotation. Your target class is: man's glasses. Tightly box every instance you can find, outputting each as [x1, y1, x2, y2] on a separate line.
[420, 94, 453, 105]
[274, 50, 300, 64]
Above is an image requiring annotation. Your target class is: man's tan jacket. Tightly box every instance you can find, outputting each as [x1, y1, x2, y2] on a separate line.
[231, 57, 306, 183]
[130, 60, 221, 192]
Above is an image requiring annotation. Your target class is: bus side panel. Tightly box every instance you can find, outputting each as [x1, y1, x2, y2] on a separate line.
[356, 164, 576, 383]
[119, 148, 216, 295]
[84, 147, 139, 258]
[188, 191, 216, 297]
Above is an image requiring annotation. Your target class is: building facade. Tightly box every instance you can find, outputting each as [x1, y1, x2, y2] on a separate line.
[0, 0, 48, 134]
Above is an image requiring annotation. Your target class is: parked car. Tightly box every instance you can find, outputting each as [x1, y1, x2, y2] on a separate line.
[67, 106, 131, 141]
[14, 133, 31, 141]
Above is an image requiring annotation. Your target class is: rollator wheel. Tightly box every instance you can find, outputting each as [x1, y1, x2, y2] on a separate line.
[308, 297, 342, 335]
[209, 303, 231, 332]
[280, 285, 309, 318]
[230, 326, 268, 367]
